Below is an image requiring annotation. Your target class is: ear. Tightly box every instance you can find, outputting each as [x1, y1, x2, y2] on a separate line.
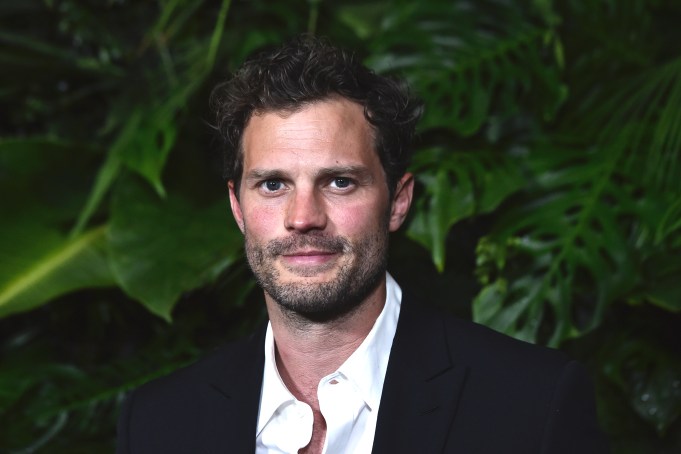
[228, 181, 245, 233]
[388, 173, 414, 232]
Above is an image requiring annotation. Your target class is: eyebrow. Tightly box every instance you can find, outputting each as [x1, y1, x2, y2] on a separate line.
[244, 169, 287, 182]
[244, 165, 374, 183]
[315, 165, 374, 182]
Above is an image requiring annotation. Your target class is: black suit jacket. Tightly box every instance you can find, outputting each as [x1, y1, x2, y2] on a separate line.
[116, 294, 609, 453]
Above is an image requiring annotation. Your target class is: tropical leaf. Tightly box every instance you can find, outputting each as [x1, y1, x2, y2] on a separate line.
[0, 137, 97, 232]
[0, 29, 124, 79]
[0, 339, 199, 452]
[67, 0, 233, 237]
[0, 223, 114, 318]
[473, 146, 654, 346]
[573, 56, 681, 192]
[0, 137, 98, 177]
[108, 176, 243, 320]
[112, 96, 181, 197]
[602, 338, 681, 436]
[407, 147, 525, 270]
[334, 1, 391, 40]
[0, 137, 114, 318]
[636, 252, 681, 313]
[0, 361, 84, 452]
[365, 0, 566, 135]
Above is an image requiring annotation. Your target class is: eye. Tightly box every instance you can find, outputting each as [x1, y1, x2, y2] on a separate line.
[260, 179, 284, 192]
[330, 177, 353, 189]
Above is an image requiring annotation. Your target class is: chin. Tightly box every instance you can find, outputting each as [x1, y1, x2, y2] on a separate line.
[278, 265, 341, 281]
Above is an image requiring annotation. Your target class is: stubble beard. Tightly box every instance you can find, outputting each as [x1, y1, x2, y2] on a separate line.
[244, 227, 389, 322]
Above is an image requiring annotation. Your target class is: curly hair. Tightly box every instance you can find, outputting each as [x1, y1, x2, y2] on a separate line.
[210, 35, 423, 197]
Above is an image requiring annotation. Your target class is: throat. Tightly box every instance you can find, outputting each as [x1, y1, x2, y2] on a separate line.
[298, 411, 327, 454]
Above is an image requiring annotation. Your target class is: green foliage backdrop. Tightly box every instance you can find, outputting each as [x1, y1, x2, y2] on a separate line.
[1, 0, 680, 452]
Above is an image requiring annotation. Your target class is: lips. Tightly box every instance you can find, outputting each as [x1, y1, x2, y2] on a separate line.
[282, 249, 336, 257]
[280, 249, 338, 266]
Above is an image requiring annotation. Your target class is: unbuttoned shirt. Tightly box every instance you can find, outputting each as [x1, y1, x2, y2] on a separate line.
[255, 273, 402, 453]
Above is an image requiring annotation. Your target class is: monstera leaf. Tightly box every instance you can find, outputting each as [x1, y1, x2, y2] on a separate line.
[472, 145, 675, 346]
[407, 147, 525, 271]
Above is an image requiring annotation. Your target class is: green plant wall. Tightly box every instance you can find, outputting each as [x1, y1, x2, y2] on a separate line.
[1, 0, 680, 452]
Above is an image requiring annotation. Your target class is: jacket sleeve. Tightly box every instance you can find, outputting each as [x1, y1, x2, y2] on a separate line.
[540, 360, 610, 454]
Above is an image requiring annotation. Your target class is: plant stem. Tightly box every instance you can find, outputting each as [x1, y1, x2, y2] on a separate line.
[206, 0, 232, 71]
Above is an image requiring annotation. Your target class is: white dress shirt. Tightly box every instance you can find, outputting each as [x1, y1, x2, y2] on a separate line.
[255, 272, 402, 453]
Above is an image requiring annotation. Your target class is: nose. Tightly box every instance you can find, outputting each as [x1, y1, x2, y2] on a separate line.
[284, 187, 328, 233]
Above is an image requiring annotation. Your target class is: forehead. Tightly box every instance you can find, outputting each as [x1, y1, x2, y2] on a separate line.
[241, 98, 378, 171]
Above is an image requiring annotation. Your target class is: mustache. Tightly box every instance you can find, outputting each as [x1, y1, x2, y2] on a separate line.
[265, 234, 349, 256]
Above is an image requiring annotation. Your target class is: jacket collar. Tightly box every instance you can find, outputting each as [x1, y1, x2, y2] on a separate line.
[193, 292, 468, 454]
[372, 292, 469, 453]
[199, 323, 267, 453]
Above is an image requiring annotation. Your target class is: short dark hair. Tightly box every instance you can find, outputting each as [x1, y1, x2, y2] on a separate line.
[210, 35, 422, 196]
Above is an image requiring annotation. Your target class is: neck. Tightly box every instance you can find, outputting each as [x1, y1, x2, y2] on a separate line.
[265, 279, 387, 405]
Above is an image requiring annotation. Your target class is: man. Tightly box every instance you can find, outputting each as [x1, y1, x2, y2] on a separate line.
[116, 36, 609, 453]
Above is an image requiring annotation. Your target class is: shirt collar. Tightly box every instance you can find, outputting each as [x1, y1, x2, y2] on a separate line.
[257, 323, 295, 436]
[256, 272, 402, 435]
[337, 272, 401, 411]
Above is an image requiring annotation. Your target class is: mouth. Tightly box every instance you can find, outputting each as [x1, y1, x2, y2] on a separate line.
[264, 234, 348, 273]
[280, 249, 339, 266]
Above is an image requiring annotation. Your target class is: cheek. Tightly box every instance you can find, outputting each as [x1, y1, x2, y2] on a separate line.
[331, 199, 389, 233]
[242, 205, 283, 237]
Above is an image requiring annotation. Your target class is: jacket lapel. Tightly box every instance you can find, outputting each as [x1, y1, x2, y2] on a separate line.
[198, 324, 267, 454]
[186, 296, 469, 453]
[373, 295, 469, 453]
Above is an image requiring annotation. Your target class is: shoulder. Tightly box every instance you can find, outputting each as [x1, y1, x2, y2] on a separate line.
[443, 311, 569, 369]
[437, 312, 580, 399]
[116, 326, 266, 453]
[400, 292, 569, 371]
[393, 295, 608, 452]
[438, 314, 608, 452]
[133, 325, 266, 400]
[396, 294, 580, 419]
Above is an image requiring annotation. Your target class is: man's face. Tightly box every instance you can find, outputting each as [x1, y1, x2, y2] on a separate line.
[228, 98, 413, 319]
